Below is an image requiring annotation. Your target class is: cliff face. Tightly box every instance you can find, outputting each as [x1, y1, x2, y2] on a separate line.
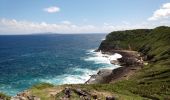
[98, 26, 170, 62]
[98, 29, 151, 51]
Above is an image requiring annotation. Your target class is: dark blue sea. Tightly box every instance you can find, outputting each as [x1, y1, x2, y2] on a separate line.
[0, 34, 116, 96]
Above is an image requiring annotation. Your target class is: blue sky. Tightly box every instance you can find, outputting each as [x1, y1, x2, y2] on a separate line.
[0, 0, 170, 34]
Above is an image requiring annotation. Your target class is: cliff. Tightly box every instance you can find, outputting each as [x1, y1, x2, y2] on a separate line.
[98, 26, 170, 62]
[97, 26, 170, 99]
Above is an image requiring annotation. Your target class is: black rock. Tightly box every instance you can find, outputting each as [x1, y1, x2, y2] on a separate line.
[64, 87, 71, 98]
[106, 96, 115, 100]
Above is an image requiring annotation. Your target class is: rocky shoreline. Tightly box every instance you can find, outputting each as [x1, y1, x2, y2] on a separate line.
[85, 49, 144, 84]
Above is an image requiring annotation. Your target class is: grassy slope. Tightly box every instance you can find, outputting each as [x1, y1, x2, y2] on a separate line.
[29, 83, 146, 100]
[97, 26, 170, 99]
[2, 26, 169, 100]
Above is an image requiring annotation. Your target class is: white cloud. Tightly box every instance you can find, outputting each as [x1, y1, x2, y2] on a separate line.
[0, 18, 97, 34]
[163, 3, 170, 9]
[0, 18, 169, 35]
[44, 6, 60, 13]
[148, 3, 170, 21]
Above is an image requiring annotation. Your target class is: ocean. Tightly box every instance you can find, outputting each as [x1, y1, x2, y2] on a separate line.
[0, 34, 118, 96]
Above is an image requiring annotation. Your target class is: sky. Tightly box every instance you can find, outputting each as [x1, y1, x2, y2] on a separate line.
[0, 0, 170, 34]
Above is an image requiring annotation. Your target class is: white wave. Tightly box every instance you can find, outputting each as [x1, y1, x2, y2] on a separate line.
[85, 56, 111, 64]
[101, 38, 105, 40]
[86, 49, 96, 54]
[40, 75, 85, 84]
[84, 50, 110, 64]
[73, 68, 97, 75]
[84, 49, 122, 65]
[109, 53, 122, 61]
[100, 64, 120, 70]
[39, 68, 96, 84]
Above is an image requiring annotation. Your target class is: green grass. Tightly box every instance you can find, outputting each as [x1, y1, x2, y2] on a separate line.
[28, 83, 55, 100]
[30, 83, 54, 90]
[29, 83, 148, 100]
[97, 26, 170, 99]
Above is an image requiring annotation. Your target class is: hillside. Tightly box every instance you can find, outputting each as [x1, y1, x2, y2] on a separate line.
[97, 26, 170, 99]
[1, 26, 170, 100]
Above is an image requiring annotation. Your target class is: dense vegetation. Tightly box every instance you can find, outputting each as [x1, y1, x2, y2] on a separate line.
[98, 26, 170, 99]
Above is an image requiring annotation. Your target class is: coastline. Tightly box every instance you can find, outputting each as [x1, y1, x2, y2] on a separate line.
[10, 49, 144, 99]
[85, 49, 144, 84]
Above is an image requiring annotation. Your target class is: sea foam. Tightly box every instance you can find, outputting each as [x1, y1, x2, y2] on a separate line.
[84, 50, 111, 64]
[84, 49, 122, 65]
[39, 68, 97, 84]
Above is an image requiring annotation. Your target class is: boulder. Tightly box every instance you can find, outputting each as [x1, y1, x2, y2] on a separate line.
[75, 89, 88, 96]
[64, 87, 71, 98]
[106, 96, 116, 100]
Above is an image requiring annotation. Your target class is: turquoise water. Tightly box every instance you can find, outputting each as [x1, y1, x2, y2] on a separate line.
[0, 34, 115, 96]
